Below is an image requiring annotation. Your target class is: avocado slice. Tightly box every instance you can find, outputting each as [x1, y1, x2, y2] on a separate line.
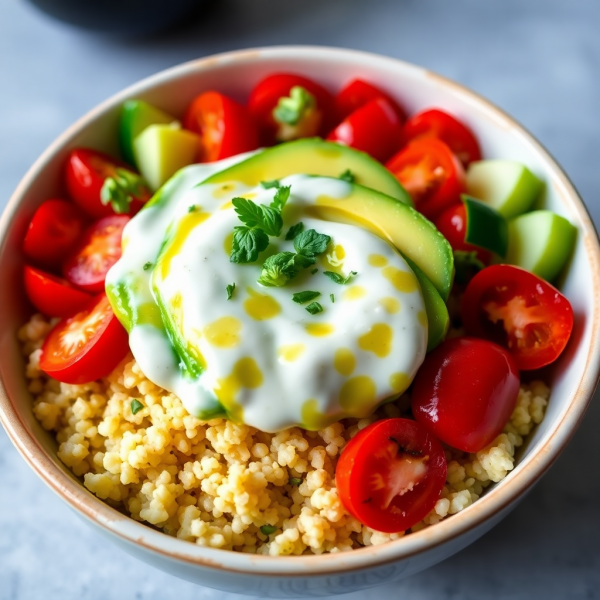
[120, 100, 179, 168]
[203, 138, 412, 205]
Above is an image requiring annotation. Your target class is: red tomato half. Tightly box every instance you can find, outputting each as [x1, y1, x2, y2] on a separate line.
[401, 109, 481, 167]
[386, 138, 466, 219]
[412, 338, 520, 453]
[248, 73, 334, 144]
[40, 293, 129, 384]
[336, 418, 447, 533]
[327, 98, 402, 163]
[24, 266, 93, 318]
[434, 203, 491, 264]
[461, 265, 574, 370]
[63, 215, 129, 293]
[183, 91, 259, 162]
[23, 199, 87, 269]
[65, 148, 150, 219]
[334, 79, 406, 123]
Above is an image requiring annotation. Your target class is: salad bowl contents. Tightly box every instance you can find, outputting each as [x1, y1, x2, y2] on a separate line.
[1, 48, 599, 596]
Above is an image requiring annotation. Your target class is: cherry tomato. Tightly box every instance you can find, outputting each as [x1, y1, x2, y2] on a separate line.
[65, 148, 150, 219]
[386, 138, 466, 220]
[39, 293, 130, 384]
[248, 73, 334, 144]
[23, 199, 87, 269]
[63, 215, 129, 293]
[183, 91, 259, 162]
[434, 203, 491, 264]
[401, 109, 481, 167]
[24, 266, 93, 318]
[327, 98, 402, 163]
[334, 79, 406, 123]
[336, 418, 447, 533]
[412, 338, 520, 453]
[461, 265, 574, 370]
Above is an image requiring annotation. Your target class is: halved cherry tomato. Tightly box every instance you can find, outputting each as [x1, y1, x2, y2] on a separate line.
[39, 293, 129, 384]
[63, 215, 129, 293]
[412, 338, 520, 453]
[248, 73, 334, 144]
[336, 418, 447, 533]
[23, 199, 87, 269]
[386, 138, 466, 220]
[24, 266, 93, 317]
[401, 109, 481, 167]
[434, 203, 491, 265]
[334, 79, 406, 123]
[65, 148, 150, 219]
[327, 98, 402, 163]
[461, 265, 574, 370]
[183, 91, 259, 162]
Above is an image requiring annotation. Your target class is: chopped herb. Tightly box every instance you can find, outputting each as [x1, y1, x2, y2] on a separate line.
[294, 229, 331, 258]
[261, 179, 281, 189]
[339, 169, 355, 183]
[273, 86, 315, 126]
[292, 290, 321, 304]
[257, 252, 298, 287]
[285, 222, 304, 241]
[269, 185, 291, 212]
[100, 168, 147, 214]
[131, 399, 144, 415]
[311, 268, 318, 274]
[454, 250, 485, 285]
[143, 262, 153, 271]
[230, 226, 270, 263]
[305, 302, 324, 315]
[289, 477, 302, 486]
[260, 525, 278, 536]
[323, 270, 357, 285]
[188, 204, 198, 213]
[330, 293, 335, 303]
[226, 283, 236, 300]
[232, 197, 283, 237]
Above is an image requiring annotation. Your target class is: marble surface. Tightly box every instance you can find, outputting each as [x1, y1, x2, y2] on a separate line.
[1, 0, 600, 598]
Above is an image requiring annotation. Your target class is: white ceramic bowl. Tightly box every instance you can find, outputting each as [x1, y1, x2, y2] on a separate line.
[1, 46, 599, 598]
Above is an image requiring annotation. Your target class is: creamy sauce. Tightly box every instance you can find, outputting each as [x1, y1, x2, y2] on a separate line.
[106, 158, 427, 432]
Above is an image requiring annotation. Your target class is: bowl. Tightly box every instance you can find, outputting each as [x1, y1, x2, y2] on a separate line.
[1, 46, 599, 598]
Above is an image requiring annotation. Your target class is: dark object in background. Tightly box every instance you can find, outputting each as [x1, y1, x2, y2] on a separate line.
[25, 0, 204, 35]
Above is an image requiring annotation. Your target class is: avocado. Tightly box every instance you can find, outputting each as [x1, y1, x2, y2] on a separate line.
[120, 100, 179, 167]
[203, 138, 411, 205]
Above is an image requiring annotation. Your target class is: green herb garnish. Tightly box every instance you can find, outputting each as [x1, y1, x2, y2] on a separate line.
[231, 227, 270, 263]
[323, 270, 357, 285]
[294, 229, 331, 257]
[289, 477, 302, 486]
[143, 262, 152, 271]
[273, 86, 315, 126]
[131, 399, 144, 415]
[260, 525, 278, 536]
[257, 252, 298, 287]
[292, 290, 321, 304]
[311, 268, 318, 274]
[339, 169, 355, 183]
[285, 222, 304, 241]
[188, 204, 198, 213]
[261, 179, 281, 189]
[269, 185, 291, 212]
[232, 197, 283, 237]
[226, 283, 236, 300]
[100, 168, 147, 214]
[305, 302, 324, 315]
[330, 293, 335, 303]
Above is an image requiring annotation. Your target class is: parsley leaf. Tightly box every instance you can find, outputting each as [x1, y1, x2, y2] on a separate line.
[289, 477, 302, 486]
[100, 168, 147, 214]
[285, 222, 304, 241]
[330, 293, 335, 303]
[311, 268, 318, 274]
[305, 302, 324, 315]
[270, 185, 291, 212]
[294, 229, 331, 258]
[257, 252, 298, 287]
[231, 226, 270, 263]
[292, 290, 321, 304]
[323, 270, 357, 285]
[260, 525, 277, 536]
[273, 86, 315, 125]
[226, 283, 236, 300]
[232, 197, 283, 237]
[261, 179, 281, 189]
[290, 253, 316, 270]
[143, 262, 153, 271]
[339, 169, 355, 183]
[188, 204, 198, 213]
[131, 399, 144, 415]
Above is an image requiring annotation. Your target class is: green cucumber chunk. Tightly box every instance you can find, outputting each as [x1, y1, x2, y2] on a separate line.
[203, 138, 412, 205]
[466, 159, 543, 218]
[120, 100, 179, 167]
[463, 195, 508, 257]
[506, 210, 576, 282]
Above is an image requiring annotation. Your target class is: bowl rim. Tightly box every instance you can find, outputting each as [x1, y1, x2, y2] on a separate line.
[1, 45, 600, 577]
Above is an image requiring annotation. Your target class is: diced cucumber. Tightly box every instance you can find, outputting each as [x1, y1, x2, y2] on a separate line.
[506, 210, 577, 282]
[120, 100, 179, 167]
[466, 160, 543, 218]
[133, 124, 200, 191]
[463, 195, 508, 257]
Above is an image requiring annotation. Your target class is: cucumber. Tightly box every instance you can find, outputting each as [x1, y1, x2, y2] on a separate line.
[462, 195, 508, 257]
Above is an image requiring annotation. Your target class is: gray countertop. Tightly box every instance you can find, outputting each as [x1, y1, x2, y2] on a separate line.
[1, 1, 600, 598]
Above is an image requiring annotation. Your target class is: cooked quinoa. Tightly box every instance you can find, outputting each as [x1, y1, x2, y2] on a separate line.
[20, 313, 550, 555]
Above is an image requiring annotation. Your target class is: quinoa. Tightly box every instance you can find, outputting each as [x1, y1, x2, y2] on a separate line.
[19, 313, 550, 556]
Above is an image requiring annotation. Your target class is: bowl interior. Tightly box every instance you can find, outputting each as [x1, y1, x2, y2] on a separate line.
[1, 47, 598, 576]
